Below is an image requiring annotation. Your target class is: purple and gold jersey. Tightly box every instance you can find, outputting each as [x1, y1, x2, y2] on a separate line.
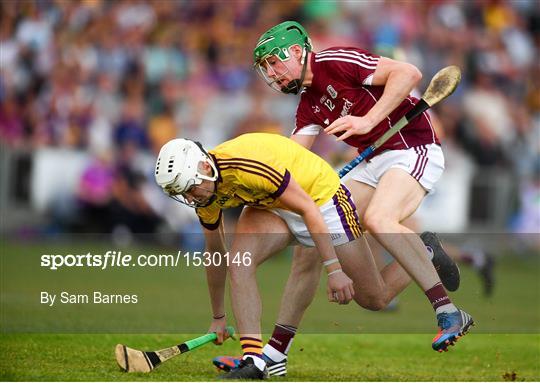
[293, 47, 439, 157]
[197, 133, 340, 230]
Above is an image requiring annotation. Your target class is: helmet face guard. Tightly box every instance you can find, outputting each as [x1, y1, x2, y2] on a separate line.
[167, 184, 217, 208]
[255, 47, 308, 94]
[155, 139, 218, 208]
[253, 21, 312, 94]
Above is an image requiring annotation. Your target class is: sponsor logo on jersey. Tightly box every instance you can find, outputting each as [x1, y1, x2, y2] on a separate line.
[327, 85, 337, 99]
[217, 186, 239, 205]
[340, 98, 354, 117]
[217, 195, 230, 205]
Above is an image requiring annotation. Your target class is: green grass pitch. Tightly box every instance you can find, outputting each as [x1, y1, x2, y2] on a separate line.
[1, 333, 539, 381]
[1, 240, 539, 381]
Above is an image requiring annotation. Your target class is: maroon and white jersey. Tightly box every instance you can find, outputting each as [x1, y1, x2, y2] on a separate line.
[293, 47, 439, 156]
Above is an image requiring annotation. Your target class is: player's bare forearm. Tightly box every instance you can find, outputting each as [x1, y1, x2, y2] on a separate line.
[203, 222, 226, 252]
[277, 177, 339, 268]
[203, 224, 228, 318]
[366, 58, 422, 127]
[206, 263, 227, 318]
[276, 177, 354, 303]
[302, 209, 339, 267]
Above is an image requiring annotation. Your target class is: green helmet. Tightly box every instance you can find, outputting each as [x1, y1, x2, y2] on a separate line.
[253, 21, 312, 65]
[253, 21, 312, 94]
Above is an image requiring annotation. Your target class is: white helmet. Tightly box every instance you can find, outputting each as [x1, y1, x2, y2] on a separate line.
[154, 138, 218, 207]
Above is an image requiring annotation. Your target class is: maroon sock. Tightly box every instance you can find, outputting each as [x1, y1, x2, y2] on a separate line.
[425, 282, 451, 311]
[268, 324, 297, 355]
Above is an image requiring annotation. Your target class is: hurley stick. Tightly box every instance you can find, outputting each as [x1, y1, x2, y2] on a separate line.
[115, 326, 235, 373]
[338, 65, 461, 178]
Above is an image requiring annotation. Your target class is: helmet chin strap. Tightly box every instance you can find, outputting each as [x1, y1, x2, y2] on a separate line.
[191, 163, 218, 208]
[198, 193, 217, 208]
[200, 177, 218, 207]
[281, 45, 310, 95]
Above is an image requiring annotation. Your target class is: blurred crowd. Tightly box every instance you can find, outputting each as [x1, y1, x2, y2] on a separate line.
[0, 0, 538, 237]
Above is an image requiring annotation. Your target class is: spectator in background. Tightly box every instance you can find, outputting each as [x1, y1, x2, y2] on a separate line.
[511, 159, 540, 250]
[114, 96, 148, 151]
[76, 151, 115, 233]
[148, 103, 177, 155]
[0, 17, 20, 93]
[0, 94, 24, 147]
[110, 141, 162, 234]
[15, 4, 52, 54]
[461, 71, 513, 167]
[143, 26, 186, 87]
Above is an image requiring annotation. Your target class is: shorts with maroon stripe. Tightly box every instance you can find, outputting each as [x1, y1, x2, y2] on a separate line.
[344, 144, 445, 193]
[269, 185, 362, 247]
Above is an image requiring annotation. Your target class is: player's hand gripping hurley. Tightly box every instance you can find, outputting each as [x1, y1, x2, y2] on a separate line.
[338, 65, 461, 178]
[115, 326, 235, 373]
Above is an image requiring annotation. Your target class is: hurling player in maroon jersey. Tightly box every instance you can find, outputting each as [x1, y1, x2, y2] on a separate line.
[253, 22, 473, 356]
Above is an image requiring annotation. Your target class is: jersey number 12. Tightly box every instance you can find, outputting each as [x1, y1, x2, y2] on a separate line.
[324, 99, 335, 111]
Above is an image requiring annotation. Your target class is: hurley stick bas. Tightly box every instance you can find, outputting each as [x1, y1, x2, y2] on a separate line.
[115, 326, 235, 373]
[338, 65, 462, 178]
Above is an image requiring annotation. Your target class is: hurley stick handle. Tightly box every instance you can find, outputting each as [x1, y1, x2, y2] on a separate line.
[338, 65, 461, 179]
[182, 325, 236, 352]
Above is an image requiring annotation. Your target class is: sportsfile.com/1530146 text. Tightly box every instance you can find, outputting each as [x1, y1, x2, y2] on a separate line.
[39, 251, 252, 270]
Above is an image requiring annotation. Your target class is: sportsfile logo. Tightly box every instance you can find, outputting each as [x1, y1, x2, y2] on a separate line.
[40, 250, 252, 270]
[40, 250, 177, 270]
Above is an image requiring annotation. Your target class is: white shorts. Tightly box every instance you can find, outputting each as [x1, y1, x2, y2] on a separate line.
[344, 144, 445, 193]
[270, 185, 362, 247]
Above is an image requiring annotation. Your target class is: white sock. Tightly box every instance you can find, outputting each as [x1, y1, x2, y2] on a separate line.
[263, 344, 287, 362]
[435, 303, 458, 315]
[243, 355, 266, 372]
[426, 245, 434, 261]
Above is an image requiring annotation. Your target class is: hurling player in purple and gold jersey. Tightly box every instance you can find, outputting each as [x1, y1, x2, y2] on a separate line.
[155, 133, 415, 379]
